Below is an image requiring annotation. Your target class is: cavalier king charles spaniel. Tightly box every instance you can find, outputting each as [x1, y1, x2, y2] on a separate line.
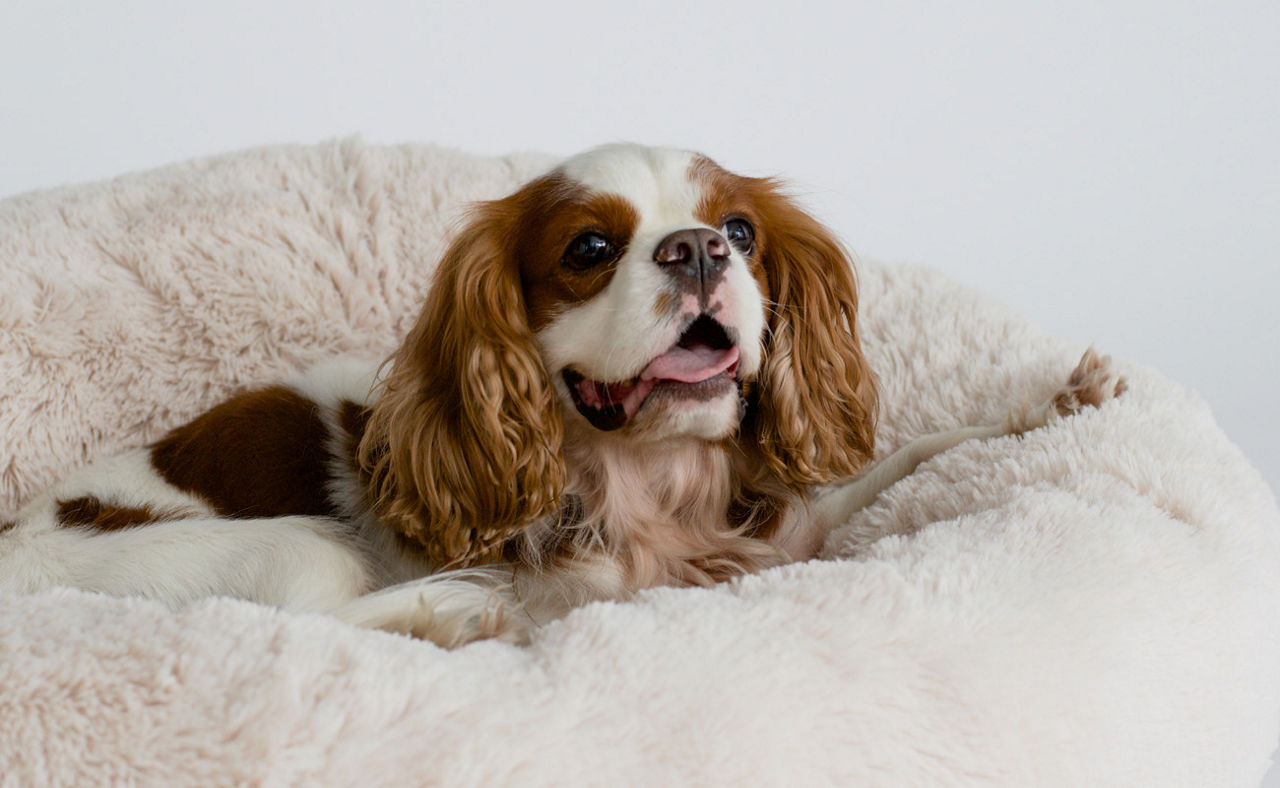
[0, 144, 1124, 646]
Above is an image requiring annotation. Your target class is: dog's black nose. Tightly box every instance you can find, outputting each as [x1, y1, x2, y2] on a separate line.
[653, 228, 729, 289]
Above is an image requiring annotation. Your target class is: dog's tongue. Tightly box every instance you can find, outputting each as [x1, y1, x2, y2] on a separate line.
[615, 343, 738, 417]
[640, 344, 739, 383]
[571, 344, 741, 427]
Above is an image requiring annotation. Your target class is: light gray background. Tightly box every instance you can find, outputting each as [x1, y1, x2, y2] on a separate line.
[2, 1, 1277, 779]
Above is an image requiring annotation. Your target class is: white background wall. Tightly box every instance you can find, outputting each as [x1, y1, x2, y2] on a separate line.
[2, 0, 1278, 773]
[4, 2, 1275, 494]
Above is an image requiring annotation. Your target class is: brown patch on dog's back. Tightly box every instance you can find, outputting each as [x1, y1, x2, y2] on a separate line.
[339, 399, 375, 495]
[150, 386, 339, 519]
[338, 400, 371, 456]
[57, 497, 173, 531]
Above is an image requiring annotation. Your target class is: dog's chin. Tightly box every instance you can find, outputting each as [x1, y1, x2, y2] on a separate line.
[625, 377, 743, 440]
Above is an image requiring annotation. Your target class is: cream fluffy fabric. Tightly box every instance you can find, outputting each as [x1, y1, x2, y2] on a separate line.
[1, 139, 1278, 785]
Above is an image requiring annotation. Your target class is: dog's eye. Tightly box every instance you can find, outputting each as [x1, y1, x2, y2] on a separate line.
[723, 218, 755, 254]
[562, 232, 616, 271]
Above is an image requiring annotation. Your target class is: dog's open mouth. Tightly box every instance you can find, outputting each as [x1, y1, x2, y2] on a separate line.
[563, 315, 740, 431]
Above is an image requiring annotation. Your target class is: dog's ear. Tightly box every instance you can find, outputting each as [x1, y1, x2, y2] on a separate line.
[361, 192, 565, 568]
[748, 182, 878, 489]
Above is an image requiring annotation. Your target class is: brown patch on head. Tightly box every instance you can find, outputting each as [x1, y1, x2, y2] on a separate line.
[652, 289, 678, 318]
[150, 386, 340, 519]
[0, 521, 15, 534]
[689, 153, 879, 490]
[57, 497, 175, 532]
[689, 156, 772, 302]
[508, 174, 641, 331]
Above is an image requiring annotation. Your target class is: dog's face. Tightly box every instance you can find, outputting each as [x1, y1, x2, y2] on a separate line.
[518, 145, 768, 440]
[366, 144, 878, 566]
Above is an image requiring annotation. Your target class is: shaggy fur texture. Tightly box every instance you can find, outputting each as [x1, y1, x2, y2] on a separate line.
[1, 139, 1278, 784]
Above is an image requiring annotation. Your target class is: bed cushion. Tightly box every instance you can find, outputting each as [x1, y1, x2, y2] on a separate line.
[2, 139, 1278, 784]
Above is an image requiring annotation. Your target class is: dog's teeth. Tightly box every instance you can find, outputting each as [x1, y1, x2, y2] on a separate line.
[603, 380, 637, 404]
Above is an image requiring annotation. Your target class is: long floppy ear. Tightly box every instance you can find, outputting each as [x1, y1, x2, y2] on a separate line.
[360, 199, 565, 568]
[750, 183, 878, 490]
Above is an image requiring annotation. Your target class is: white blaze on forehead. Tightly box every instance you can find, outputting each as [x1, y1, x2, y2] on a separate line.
[557, 144, 705, 231]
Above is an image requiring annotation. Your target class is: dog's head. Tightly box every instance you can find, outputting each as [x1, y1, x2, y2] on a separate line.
[364, 144, 877, 566]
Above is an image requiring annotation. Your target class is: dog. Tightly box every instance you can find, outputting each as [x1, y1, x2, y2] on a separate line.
[0, 144, 1125, 647]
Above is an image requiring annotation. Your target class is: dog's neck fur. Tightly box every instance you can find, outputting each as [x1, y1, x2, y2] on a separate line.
[516, 428, 790, 590]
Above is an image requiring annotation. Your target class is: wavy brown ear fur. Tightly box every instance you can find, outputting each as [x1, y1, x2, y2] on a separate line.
[749, 182, 878, 490]
[359, 195, 565, 568]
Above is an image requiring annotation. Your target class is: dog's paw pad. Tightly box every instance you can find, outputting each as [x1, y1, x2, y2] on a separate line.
[1051, 347, 1127, 417]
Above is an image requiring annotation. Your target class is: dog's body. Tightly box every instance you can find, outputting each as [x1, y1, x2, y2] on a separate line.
[0, 145, 1124, 646]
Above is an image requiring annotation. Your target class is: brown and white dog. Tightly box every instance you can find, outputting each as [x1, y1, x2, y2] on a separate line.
[0, 144, 1124, 647]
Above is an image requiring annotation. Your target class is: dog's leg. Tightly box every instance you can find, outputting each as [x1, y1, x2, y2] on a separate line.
[813, 347, 1127, 533]
[329, 551, 634, 648]
[329, 568, 531, 648]
[0, 515, 371, 612]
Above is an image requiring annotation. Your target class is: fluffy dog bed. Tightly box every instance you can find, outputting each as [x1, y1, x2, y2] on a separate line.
[1, 139, 1278, 785]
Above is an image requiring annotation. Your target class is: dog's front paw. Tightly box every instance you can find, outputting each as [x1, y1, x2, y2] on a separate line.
[331, 574, 533, 648]
[381, 590, 532, 648]
[1051, 346, 1127, 418]
[451, 601, 533, 647]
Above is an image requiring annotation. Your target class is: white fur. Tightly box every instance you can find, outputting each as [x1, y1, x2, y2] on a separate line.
[287, 356, 381, 412]
[0, 516, 367, 610]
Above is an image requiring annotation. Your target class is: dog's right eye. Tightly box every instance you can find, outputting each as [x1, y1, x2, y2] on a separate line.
[562, 233, 616, 271]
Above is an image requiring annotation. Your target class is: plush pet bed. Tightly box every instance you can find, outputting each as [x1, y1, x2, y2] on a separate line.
[1, 139, 1278, 785]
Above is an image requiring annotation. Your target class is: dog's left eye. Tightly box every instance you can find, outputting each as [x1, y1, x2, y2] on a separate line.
[723, 218, 755, 254]
[562, 232, 616, 271]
